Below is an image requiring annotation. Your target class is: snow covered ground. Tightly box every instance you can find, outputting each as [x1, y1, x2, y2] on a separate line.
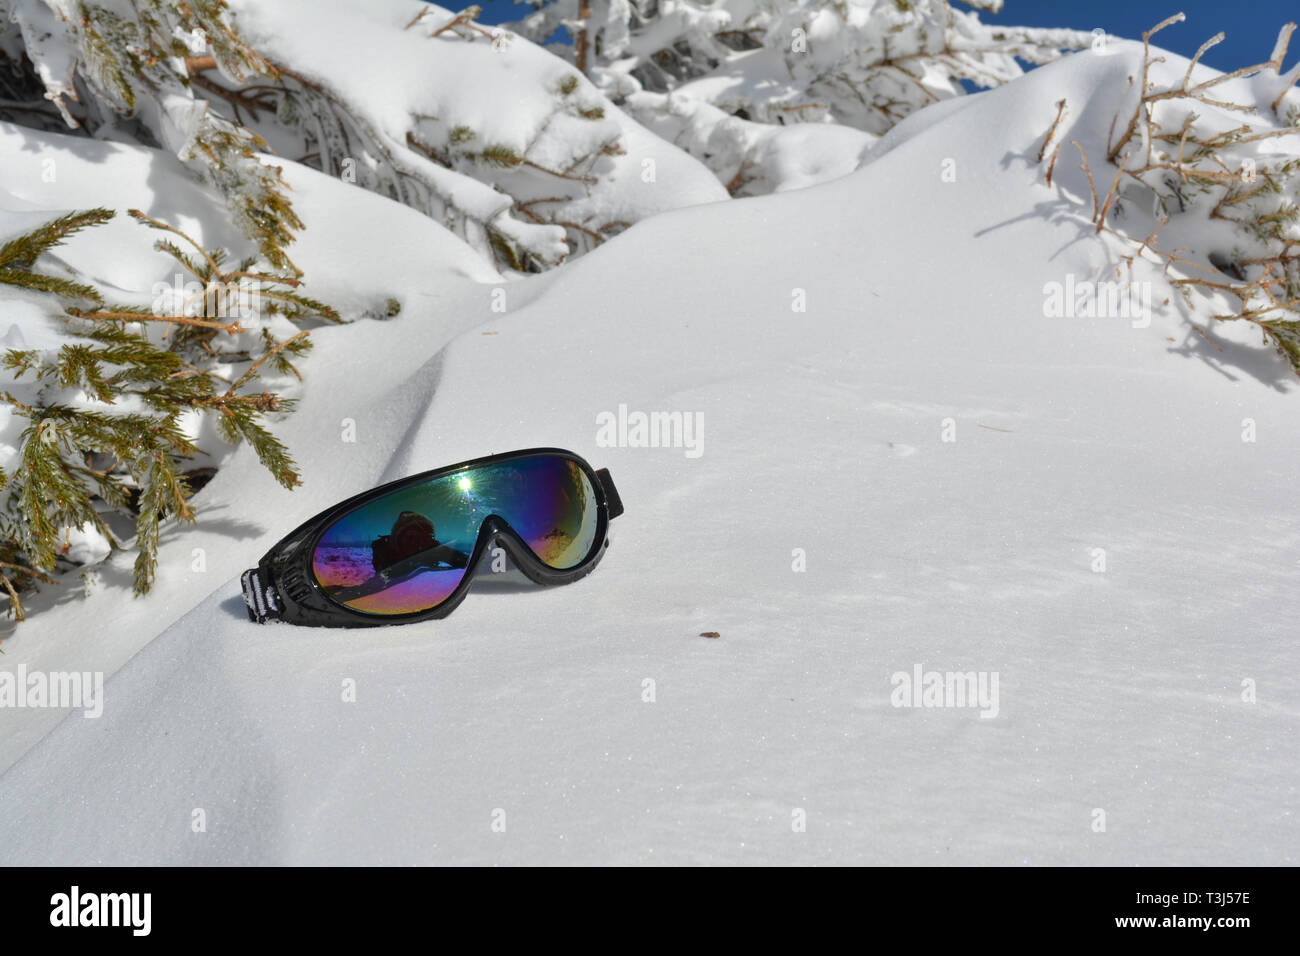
[0, 39, 1296, 865]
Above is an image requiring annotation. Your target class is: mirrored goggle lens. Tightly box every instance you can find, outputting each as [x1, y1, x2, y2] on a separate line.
[311, 455, 599, 615]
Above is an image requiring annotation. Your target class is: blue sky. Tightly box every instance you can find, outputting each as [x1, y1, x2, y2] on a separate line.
[465, 1, 1299, 73]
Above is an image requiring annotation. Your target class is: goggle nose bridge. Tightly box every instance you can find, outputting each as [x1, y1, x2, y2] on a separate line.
[472, 514, 537, 571]
[469, 513, 604, 588]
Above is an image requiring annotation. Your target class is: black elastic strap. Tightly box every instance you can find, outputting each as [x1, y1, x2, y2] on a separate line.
[240, 567, 283, 624]
[595, 468, 624, 519]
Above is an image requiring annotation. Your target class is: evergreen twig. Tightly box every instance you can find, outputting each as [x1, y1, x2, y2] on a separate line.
[0, 207, 334, 621]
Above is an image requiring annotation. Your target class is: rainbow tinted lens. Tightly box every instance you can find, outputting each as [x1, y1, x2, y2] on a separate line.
[311, 455, 598, 615]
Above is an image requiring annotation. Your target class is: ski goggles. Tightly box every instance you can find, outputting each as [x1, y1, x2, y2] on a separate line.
[241, 448, 624, 627]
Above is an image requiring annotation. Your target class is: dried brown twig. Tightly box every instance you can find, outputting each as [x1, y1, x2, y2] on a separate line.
[1047, 16, 1300, 373]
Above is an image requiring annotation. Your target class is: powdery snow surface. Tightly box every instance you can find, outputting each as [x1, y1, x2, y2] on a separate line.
[1, 42, 1298, 864]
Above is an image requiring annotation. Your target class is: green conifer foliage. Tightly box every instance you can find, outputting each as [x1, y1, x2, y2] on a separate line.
[0, 0, 302, 271]
[0, 208, 332, 621]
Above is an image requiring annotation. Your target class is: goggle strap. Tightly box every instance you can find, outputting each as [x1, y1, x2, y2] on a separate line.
[595, 468, 624, 520]
[241, 567, 283, 624]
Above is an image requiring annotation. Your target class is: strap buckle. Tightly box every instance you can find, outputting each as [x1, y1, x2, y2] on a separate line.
[595, 468, 624, 519]
[240, 568, 283, 624]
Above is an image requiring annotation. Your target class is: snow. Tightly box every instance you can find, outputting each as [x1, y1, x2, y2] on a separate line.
[223, 0, 729, 265]
[0, 38, 1297, 864]
[0, 116, 500, 763]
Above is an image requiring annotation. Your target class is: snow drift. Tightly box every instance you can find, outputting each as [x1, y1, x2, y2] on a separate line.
[0, 39, 1297, 865]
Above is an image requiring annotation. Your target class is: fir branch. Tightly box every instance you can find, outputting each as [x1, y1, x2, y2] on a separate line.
[0, 209, 115, 306]
[0, 206, 333, 617]
[0, 209, 116, 269]
[0, 269, 102, 304]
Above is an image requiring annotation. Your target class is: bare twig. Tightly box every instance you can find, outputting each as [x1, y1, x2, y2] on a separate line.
[1097, 152, 1128, 232]
[1046, 141, 1062, 186]
[1182, 32, 1224, 88]
[226, 330, 309, 394]
[574, 0, 591, 76]
[1072, 140, 1100, 221]
[1037, 98, 1068, 163]
[1109, 12, 1186, 164]
[68, 308, 243, 334]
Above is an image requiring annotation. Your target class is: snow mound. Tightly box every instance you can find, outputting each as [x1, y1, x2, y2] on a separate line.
[224, 0, 729, 267]
[0, 43, 1296, 865]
